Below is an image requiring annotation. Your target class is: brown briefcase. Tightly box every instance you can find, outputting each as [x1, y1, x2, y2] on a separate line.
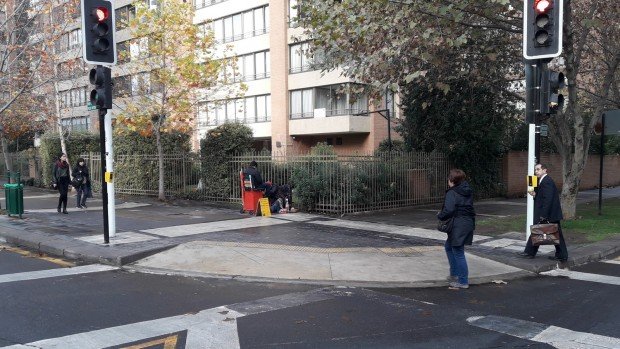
[530, 223, 560, 246]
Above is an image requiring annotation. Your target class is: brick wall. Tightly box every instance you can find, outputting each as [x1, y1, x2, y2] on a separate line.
[502, 151, 620, 197]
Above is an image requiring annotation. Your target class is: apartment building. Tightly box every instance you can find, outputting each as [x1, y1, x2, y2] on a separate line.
[52, 0, 398, 154]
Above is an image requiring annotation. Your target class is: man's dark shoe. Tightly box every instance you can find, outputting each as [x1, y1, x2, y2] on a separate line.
[548, 256, 568, 262]
[516, 252, 535, 259]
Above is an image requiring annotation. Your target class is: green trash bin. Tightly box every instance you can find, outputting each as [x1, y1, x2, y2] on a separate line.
[4, 171, 24, 218]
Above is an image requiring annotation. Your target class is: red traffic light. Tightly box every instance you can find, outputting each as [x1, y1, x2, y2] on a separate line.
[535, 0, 551, 13]
[93, 7, 109, 22]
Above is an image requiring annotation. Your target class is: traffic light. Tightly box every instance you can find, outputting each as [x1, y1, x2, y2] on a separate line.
[523, 0, 563, 60]
[81, 0, 117, 65]
[540, 69, 565, 115]
[89, 66, 112, 109]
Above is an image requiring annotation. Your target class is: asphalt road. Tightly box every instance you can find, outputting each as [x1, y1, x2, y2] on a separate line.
[1, 245, 618, 348]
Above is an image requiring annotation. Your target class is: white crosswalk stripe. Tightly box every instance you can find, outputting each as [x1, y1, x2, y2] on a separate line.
[541, 269, 620, 286]
[311, 219, 493, 242]
[602, 259, 620, 265]
[0, 264, 118, 284]
[468, 315, 620, 349]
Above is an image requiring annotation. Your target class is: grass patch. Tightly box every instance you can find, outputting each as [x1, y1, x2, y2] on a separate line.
[563, 198, 620, 242]
[477, 197, 620, 243]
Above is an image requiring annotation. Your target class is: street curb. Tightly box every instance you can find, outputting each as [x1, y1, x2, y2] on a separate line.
[0, 223, 178, 266]
[123, 265, 534, 289]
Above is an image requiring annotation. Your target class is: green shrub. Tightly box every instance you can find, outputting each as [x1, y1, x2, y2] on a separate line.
[39, 132, 100, 186]
[199, 123, 253, 198]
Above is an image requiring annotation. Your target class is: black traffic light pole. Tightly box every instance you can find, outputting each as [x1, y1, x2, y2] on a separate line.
[98, 100, 110, 244]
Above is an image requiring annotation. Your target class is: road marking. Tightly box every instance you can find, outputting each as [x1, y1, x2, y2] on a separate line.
[468, 315, 620, 349]
[420, 209, 508, 218]
[0, 194, 59, 200]
[0, 264, 118, 284]
[602, 259, 620, 265]
[1, 289, 333, 349]
[541, 269, 620, 286]
[141, 216, 293, 237]
[77, 232, 159, 245]
[0, 244, 75, 267]
[311, 219, 492, 242]
[25, 202, 150, 213]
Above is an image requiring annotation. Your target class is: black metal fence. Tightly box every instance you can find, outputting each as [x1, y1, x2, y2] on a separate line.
[81, 151, 452, 213]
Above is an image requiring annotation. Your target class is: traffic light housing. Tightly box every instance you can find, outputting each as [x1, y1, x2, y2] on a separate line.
[81, 0, 117, 65]
[90, 66, 112, 109]
[540, 69, 565, 115]
[523, 0, 563, 60]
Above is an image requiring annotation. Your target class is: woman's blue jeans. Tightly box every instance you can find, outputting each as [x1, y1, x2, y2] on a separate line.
[445, 239, 468, 285]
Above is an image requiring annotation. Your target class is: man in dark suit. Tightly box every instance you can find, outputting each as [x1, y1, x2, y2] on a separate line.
[518, 163, 568, 261]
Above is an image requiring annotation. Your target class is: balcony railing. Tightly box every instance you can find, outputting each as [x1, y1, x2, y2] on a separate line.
[194, 0, 230, 10]
[290, 108, 364, 119]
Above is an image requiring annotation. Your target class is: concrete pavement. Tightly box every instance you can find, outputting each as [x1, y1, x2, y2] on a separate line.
[0, 184, 619, 287]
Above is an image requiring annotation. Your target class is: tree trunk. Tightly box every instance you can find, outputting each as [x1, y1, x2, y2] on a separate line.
[1, 136, 13, 175]
[155, 124, 165, 201]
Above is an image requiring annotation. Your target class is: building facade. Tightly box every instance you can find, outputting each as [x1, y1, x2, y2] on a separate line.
[52, 0, 399, 154]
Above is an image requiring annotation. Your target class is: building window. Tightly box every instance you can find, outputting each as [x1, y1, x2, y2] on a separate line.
[59, 86, 87, 108]
[130, 37, 150, 60]
[57, 58, 86, 80]
[131, 72, 151, 95]
[236, 50, 270, 82]
[117, 41, 131, 63]
[206, 5, 269, 44]
[200, 94, 271, 126]
[194, 0, 230, 10]
[113, 75, 131, 98]
[60, 116, 90, 132]
[55, 29, 82, 53]
[289, 42, 323, 73]
[288, 0, 306, 28]
[290, 84, 368, 119]
[290, 88, 314, 119]
[115, 5, 136, 31]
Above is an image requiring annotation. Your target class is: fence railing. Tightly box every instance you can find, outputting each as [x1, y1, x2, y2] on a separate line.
[80, 151, 452, 213]
[231, 152, 451, 213]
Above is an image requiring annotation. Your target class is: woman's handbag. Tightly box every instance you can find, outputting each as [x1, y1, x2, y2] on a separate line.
[530, 223, 560, 246]
[437, 217, 454, 233]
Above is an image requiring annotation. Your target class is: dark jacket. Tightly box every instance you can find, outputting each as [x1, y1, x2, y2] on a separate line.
[437, 181, 476, 246]
[72, 164, 90, 188]
[242, 166, 263, 188]
[52, 161, 70, 185]
[534, 175, 563, 223]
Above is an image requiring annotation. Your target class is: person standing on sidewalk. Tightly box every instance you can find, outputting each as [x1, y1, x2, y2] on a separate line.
[437, 169, 476, 290]
[72, 158, 90, 209]
[518, 163, 568, 261]
[52, 153, 70, 214]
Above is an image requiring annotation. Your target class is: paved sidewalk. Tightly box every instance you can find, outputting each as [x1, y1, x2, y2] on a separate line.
[0, 185, 618, 288]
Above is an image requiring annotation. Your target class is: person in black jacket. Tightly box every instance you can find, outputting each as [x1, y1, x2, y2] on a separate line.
[437, 169, 476, 290]
[518, 163, 568, 261]
[52, 153, 70, 214]
[72, 158, 90, 209]
[242, 161, 264, 189]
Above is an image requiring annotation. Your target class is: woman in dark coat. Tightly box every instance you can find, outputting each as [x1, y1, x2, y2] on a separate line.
[72, 158, 90, 209]
[52, 153, 70, 214]
[437, 169, 476, 289]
